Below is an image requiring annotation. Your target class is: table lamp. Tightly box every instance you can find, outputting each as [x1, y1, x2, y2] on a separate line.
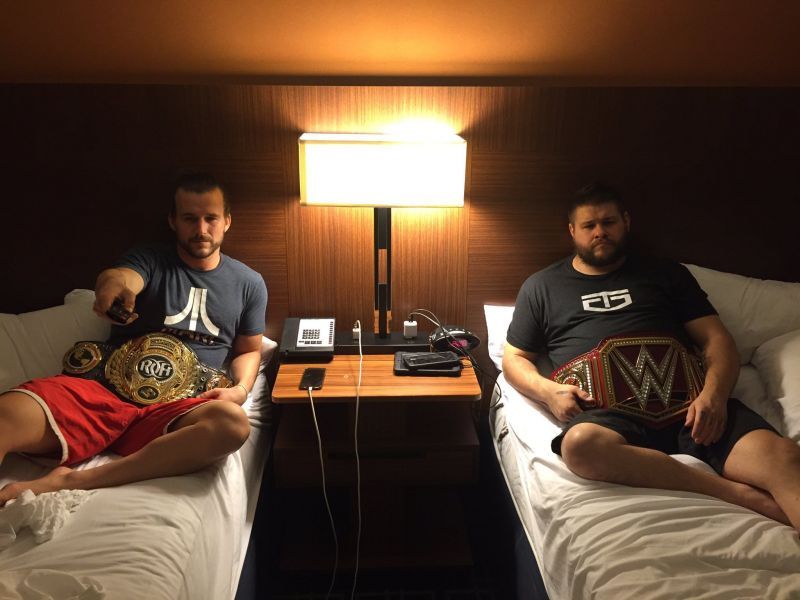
[298, 132, 467, 341]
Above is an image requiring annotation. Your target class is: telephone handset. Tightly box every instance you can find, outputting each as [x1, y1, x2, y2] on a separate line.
[279, 317, 336, 361]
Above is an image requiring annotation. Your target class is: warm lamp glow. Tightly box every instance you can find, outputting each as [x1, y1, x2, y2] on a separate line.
[299, 132, 466, 207]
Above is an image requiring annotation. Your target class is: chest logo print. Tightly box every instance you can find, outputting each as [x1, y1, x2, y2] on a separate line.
[581, 289, 632, 312]
[164, 287, 220, 336]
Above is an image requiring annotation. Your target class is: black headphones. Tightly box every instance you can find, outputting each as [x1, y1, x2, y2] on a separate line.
[429, 325, 481, 356]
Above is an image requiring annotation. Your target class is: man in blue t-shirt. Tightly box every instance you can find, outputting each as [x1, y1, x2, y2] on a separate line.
[503, 182, 800, 532]
[0, 172, 268, 505]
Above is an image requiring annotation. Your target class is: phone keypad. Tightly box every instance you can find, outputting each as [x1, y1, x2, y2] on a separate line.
[295, 319, 334, 348]
[301, 329, 321, 342]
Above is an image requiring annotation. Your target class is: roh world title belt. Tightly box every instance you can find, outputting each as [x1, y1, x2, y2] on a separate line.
[551, 334, 705, 427]
[62, 333, 232, 405]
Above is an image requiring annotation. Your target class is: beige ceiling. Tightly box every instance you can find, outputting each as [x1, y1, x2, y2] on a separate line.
[1, 0, 799, 84]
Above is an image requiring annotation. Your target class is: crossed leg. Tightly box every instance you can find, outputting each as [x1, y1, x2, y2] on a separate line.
[722, 428, 800, 530]
[0, 390, 250, 504]
[560, 423, 793, 528]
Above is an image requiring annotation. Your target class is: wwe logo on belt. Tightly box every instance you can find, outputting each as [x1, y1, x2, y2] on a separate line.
[165, 287, 220, 336]
[582, 289, 632, 312]
[610, 345, 678, 410]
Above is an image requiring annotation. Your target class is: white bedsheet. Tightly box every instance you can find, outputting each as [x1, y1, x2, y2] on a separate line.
[0, 291, 275, 599]
[491, 373, 800, 600]
[0, 393, 271, 600]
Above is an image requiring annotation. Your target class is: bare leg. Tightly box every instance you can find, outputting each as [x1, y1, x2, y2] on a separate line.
[0, 400, 249, 504]
[560, 423, 789, 525]
[722, 429, 800, 531]
[0, 391, 62, 464]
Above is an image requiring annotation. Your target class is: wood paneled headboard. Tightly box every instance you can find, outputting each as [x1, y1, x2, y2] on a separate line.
[2, 85, 797, 386]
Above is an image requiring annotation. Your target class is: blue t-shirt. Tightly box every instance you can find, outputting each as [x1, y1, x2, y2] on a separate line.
[108, 243, 268, 370]
[506, 255, 716, 371]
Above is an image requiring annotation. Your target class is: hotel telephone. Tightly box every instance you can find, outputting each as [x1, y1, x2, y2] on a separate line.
[279, 317, 336, 361]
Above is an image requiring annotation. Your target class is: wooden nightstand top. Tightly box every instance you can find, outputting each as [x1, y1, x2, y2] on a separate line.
[272, 354, 481, 404]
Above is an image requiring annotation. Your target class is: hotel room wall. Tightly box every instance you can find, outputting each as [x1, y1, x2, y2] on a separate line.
[2, 86, 797, 371]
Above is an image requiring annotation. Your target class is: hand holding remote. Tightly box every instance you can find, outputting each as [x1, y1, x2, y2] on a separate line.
[106, 298, 135, 325]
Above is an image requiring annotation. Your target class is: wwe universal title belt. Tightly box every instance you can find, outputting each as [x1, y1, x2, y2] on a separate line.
[551, 334, 705, 427]
[62, 333, 232, 405]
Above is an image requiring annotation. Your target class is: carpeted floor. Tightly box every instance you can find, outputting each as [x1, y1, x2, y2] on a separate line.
[268, 564, 498, 599]
[236, 423, 523, 600]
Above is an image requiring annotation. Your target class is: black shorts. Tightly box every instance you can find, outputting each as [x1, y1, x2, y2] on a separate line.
[551, 398, 778, 475]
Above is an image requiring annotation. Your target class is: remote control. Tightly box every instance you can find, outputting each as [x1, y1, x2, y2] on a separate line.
[106, 298, 132, 324]
[402, 351, 460, 369]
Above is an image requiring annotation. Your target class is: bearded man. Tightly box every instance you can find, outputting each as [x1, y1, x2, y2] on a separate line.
[502, 182, 800, 532]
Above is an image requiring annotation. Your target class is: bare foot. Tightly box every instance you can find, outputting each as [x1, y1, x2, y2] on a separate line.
[731, 480, 790, 525]
[0, 465, 74, 506]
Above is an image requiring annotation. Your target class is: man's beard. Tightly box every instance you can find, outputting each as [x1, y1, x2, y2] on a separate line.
[575, 235, 628, 268]
[179, 236, 222, 259]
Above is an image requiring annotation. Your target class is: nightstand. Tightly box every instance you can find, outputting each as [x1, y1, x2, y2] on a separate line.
[272, 354, 481, 570]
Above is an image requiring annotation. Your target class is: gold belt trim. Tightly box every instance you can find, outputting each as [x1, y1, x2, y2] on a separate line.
[551, 334, 705, 427]
[62, 333, 231, 405]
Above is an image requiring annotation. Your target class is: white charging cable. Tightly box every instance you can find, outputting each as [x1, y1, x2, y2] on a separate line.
[307, 387, 338, 599]
[408, 308, 502, 414]
[350, 320, 363, 600]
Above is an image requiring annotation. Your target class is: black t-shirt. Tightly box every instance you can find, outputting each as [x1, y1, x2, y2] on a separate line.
[506, 255, 716, 372]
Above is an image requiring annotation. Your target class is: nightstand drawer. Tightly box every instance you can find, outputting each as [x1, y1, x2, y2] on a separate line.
[275, 445, 478, 487]
[273, 402, 479, 487]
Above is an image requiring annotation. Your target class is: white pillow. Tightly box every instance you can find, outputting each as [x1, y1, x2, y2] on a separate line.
[244, 336, 278, 429]
[64, 288, 98, 305]
[484, 304, 515, 370]
[14, 295, 109, 381]
[686, 264, 800, 364]
[752, 328, 800, 442]
[731, 365, 782, 432]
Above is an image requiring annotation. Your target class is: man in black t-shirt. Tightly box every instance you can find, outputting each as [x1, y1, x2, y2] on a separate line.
[503, 182, 800, 532]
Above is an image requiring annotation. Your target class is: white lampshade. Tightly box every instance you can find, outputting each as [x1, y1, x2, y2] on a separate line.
[299, 132, 466, 207]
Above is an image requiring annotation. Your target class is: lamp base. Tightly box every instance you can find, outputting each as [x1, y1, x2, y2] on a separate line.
[335, 331, 430, 355]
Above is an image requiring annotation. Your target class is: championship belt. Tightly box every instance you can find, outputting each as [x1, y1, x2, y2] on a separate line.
[551, 334, 705, 427]
[63, 333, 232, 405]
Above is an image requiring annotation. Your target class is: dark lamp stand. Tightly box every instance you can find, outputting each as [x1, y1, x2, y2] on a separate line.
[333, 206, 429, 354]
[374, 207, 391, 338]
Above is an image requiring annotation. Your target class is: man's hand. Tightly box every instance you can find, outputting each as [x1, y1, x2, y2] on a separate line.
[683, 315, 739, 446]
[546, 382, 597, 422]
[94, 267, 144, 325]
[503, 342, 596, 422]
[94, 289, 138, 325]
[222, 334, 263, 406]
[199, 385, 248, 404]
[685, 391, 728, 446]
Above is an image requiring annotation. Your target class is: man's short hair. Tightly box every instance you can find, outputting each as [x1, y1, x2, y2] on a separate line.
[568, 182, 626, 223]
[171, 171, 229, 216]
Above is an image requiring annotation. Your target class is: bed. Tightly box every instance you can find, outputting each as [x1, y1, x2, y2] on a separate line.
[0, 289, 276, 600]
[486, 264, 800, 599]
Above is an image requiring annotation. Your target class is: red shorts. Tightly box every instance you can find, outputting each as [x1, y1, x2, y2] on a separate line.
[14, 374, 213, 466]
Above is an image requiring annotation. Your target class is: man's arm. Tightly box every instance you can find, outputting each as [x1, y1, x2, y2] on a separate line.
[683, 314, 740, 445]
[93, 267, 145, 323]
[502, 342, 595, 422]
[199, 333, 263, 406]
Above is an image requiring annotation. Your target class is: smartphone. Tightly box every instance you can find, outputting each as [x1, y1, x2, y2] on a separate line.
[299, 367, 326, 390]
[403, 351, 460, 369]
